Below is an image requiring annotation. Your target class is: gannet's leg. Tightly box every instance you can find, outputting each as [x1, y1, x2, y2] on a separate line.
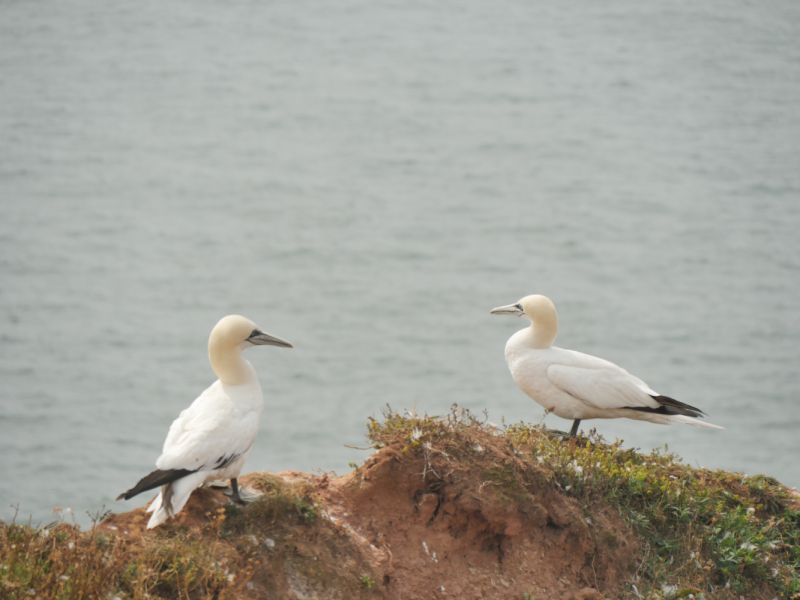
[223, 477, 262, 503]
[229, 478, 247, 505]
[569, 419, 581, 438]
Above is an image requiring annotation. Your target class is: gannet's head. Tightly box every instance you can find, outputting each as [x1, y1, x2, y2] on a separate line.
[490, 294, 557, 324]
[210, 315, 293, 351]
[490, 295, 558, 348]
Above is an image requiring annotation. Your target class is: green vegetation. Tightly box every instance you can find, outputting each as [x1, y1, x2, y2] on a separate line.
[368, 405, 800, 599]
[508, 421, 799, 599]
[226, 473, 321, 528]
[0, 507, 255, 600]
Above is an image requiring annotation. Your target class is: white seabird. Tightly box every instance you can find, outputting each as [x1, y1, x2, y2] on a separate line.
[117, 315, 292, 528]
[490, 295, 723, 437]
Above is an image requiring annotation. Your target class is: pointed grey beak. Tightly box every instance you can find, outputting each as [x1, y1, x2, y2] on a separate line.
[489, 303, 524, 317]
[247, 330, 293, 348]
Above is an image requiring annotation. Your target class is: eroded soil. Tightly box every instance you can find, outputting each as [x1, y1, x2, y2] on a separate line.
[100, 430, 638, 599]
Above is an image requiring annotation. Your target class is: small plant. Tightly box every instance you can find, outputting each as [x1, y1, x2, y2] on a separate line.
[359, 573, 375, 588]
[295, 496, 319, 523]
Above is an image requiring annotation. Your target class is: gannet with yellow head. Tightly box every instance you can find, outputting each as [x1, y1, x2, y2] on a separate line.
[116, 315, 292, 528]
[490, 295, 723, 437]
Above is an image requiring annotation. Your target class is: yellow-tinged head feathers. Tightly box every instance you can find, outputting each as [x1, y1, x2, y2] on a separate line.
[211, 315, 260, 348]
[491, 294, 559, 349]
[209, 315, 292, 385]
[518, 295, 558, 323]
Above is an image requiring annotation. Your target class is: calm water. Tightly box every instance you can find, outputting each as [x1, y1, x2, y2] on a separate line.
[1, 0, 799, 527]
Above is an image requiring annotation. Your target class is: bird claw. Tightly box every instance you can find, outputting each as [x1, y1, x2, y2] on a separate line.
[203, 480, 261, 503]
[222, 488, 262, 504]
[545, 428, 571, 439]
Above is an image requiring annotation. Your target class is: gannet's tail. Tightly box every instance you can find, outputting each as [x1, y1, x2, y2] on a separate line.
[669, 414, 725, 430]
[116, 468, 194, 501]
[146, 471, 207, 529]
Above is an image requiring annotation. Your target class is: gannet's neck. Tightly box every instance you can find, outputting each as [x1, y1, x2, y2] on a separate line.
[527, 320, 557, 349]
[526, 298, 558, 349]
[209, 340, 257, 386]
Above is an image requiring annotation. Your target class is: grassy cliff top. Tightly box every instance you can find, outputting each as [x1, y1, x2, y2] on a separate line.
[2, 406, 798, 600]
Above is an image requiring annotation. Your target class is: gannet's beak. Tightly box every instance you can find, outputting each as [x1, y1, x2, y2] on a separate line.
[490, 303, 524, 317]
[247, 330, 293, 348]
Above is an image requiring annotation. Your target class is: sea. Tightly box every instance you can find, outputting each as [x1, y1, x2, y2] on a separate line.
[1, 0, 799, 528]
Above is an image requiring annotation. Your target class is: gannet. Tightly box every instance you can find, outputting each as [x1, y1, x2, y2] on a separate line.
[490, 295, 723, 437]
[117, 315, 292, 528]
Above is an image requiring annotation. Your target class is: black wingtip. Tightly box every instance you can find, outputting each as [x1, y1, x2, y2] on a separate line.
[627, 394, 707, 418]
[653, 394, 707, 418]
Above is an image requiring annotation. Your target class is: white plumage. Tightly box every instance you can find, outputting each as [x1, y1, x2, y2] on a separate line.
[117, 315, 292, 528]
[490, 295, 723, 436]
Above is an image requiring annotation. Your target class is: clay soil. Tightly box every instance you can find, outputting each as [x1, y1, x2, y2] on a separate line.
[99, 426, 639, 600]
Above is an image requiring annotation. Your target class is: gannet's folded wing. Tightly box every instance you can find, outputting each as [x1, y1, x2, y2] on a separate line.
[546, 364, 661, 411]
[155, 385, 258, 472]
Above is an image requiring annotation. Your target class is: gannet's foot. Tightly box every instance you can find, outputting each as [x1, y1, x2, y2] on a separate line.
[545, 428, 571, 439]
[223, 477, 262, 505]
[223, 488, 262, 504]
[202, 479, 262, 503]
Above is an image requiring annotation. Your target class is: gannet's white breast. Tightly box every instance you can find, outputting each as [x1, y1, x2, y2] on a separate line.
[504, 327, 664, 422]
[156, 361, 264, 482]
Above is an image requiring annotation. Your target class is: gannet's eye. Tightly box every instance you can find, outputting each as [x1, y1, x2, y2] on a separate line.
[515, 304, 523, 312]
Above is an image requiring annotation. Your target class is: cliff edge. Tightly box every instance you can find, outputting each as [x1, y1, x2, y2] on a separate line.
[2, 407, 799, 599]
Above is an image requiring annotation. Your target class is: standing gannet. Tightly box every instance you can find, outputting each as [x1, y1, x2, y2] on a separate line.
[490, 295, 723, 437]
[117, 315, 292, 528]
